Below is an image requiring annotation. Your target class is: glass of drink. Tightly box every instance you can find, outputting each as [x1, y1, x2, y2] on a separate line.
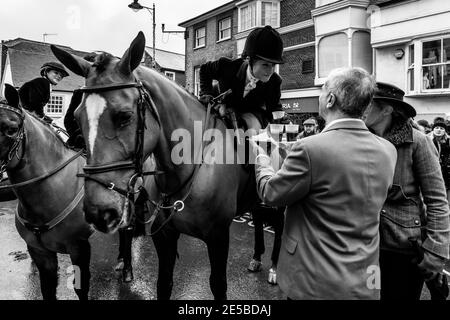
[285, 124, 299, 142]
[269, 124, 284, 141]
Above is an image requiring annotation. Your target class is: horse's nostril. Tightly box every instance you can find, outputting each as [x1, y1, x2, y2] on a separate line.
[101, 208, 119, 228]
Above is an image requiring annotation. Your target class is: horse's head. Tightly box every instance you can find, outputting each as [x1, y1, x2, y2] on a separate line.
[0, 84, 24, 170]
[51, 32, 161, 233]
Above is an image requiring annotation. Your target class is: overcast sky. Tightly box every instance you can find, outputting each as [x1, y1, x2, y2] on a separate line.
[0, 0, 230, 56]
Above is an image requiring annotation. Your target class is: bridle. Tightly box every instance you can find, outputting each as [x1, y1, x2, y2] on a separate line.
[75, 81, 168, 227]
[0, 101, 25, 176]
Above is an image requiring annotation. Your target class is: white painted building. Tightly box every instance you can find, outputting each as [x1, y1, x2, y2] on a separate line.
[371, 0, 450, 122]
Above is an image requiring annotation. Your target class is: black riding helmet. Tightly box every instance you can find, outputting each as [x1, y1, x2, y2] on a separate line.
[40, 62, 69, 78]
[242, 25, 284, 64]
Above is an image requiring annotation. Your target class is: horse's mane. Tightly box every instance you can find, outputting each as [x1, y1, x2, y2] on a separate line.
[24, 110, 69, 147]
[91, 52, 115, 73]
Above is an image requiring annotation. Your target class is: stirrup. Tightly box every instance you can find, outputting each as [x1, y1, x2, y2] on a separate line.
[247, 258, 262, 272]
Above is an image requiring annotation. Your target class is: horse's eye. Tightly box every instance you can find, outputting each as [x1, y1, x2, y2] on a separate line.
[115, 111, 134, 128]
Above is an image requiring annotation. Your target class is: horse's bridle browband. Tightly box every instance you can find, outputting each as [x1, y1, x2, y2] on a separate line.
[0, 103, 25, 175]
[76, 81, 164, 199]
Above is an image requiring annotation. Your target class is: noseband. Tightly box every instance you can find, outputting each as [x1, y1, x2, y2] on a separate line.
[76, 81, 164, 199]
[0, 102, 25, 176]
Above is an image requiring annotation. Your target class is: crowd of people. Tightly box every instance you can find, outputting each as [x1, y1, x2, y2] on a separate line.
[3, 24, 450, 300]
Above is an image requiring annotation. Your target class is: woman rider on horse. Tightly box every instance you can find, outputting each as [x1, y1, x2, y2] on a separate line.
[199, 25, 285, 131]
[18, 61, 69, 123]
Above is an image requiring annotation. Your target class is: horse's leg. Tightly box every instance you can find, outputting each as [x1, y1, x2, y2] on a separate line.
[152, 227, 179, 300]
[27, 245, 58, 300]
[206, 230, 229, 300]
[118, 228, 134, 282]
[68, 240, 91, 300]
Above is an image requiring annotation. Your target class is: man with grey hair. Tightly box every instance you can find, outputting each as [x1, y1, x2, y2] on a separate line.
[250, 67, 398, 299]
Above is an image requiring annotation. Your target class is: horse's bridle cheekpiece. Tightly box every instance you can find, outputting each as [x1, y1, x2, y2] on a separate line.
[0, 100, 25, 175]
[75, 81, 167, 227]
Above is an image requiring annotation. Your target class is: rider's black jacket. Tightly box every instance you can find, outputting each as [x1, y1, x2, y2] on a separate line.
[18, 77, 51, 118]
[199, 57, 283, 127]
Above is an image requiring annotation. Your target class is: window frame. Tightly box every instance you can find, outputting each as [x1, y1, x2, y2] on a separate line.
[407, 35, 450, 95]
[164, 71, 176, 81]
[217, 17, 232, 42]
[194, 66, 201, 97]
[194, 26, 206, 49]
[237, 0, 280, 33]
[45, 94, 64, 116]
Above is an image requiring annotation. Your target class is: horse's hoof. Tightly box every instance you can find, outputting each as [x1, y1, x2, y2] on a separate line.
[123, 269, 134, 283]
[247, 259, 262, 272]
[115, 259, 124, 271]
[267, 268, 277, 285]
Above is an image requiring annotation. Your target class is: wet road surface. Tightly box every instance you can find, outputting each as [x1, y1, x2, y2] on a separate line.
[0, 200, 284, 300]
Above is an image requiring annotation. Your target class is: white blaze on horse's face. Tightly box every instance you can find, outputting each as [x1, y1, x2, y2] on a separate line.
[85, 94, 107, 155]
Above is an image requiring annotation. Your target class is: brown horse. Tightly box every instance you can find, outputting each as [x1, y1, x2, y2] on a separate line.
[0, 84, 92, 300]
[51, 32, 256, 300]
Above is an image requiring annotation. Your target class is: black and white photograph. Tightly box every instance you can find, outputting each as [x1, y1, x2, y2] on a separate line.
[0, 0, 449, 307]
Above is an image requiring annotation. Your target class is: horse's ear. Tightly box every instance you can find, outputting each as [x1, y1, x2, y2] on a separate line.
[118, 31, 146, 75]
[4, 84, 19, 109]
[50, 45, 91, 78]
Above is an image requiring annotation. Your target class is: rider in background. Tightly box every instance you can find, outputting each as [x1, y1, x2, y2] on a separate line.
[18, 62, 69, 123]
[199, 25, 285, 131]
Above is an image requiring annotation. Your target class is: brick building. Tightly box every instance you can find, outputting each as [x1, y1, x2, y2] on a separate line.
[143, 47, 186, 88]
[178, 0, 319, 117]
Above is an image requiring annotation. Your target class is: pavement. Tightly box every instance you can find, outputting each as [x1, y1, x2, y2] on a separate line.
[0, 200, 284, 300]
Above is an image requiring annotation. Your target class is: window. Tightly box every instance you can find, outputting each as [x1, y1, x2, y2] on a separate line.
[218, 17, 231, 41]
[262, 2, 279, 26]
[352, 31, 372, 73]
[239, 2, 257, 31]
[408, 44, 415, 92]
[46, 95, 64, 115]
[194, 67, 201, 97]
[302, 59, 314, 74]
[318, 33, 348, 78]
[165, 71, 175, 81]
[194, 27, 206, 49]
[422, 38, 450, 90]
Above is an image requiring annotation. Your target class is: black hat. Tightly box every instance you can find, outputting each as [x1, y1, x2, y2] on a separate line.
[40, 61, 69, 77]
[374, 82, 416, 118]
[242, 26, 284, 64]
[432, 120, 447, 130]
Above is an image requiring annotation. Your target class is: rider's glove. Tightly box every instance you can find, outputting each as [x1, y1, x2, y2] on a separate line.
[199, 94, 214, 105]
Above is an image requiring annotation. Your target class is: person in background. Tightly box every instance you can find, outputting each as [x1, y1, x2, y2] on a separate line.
[363, 82, 450, 300]
[251, 67, 397, 299]
[417, 119, 432, 134]
[199, 26, 285, 132]
[429, 118, 450, 201]
[19, 62, 69, 123]
[298, 118, 318, 139]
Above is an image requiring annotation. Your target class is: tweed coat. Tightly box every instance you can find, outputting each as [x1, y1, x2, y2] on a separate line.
[255, 119, 397, 299]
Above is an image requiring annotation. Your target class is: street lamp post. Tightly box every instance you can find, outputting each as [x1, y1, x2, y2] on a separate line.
[128, 0, 156, 69]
